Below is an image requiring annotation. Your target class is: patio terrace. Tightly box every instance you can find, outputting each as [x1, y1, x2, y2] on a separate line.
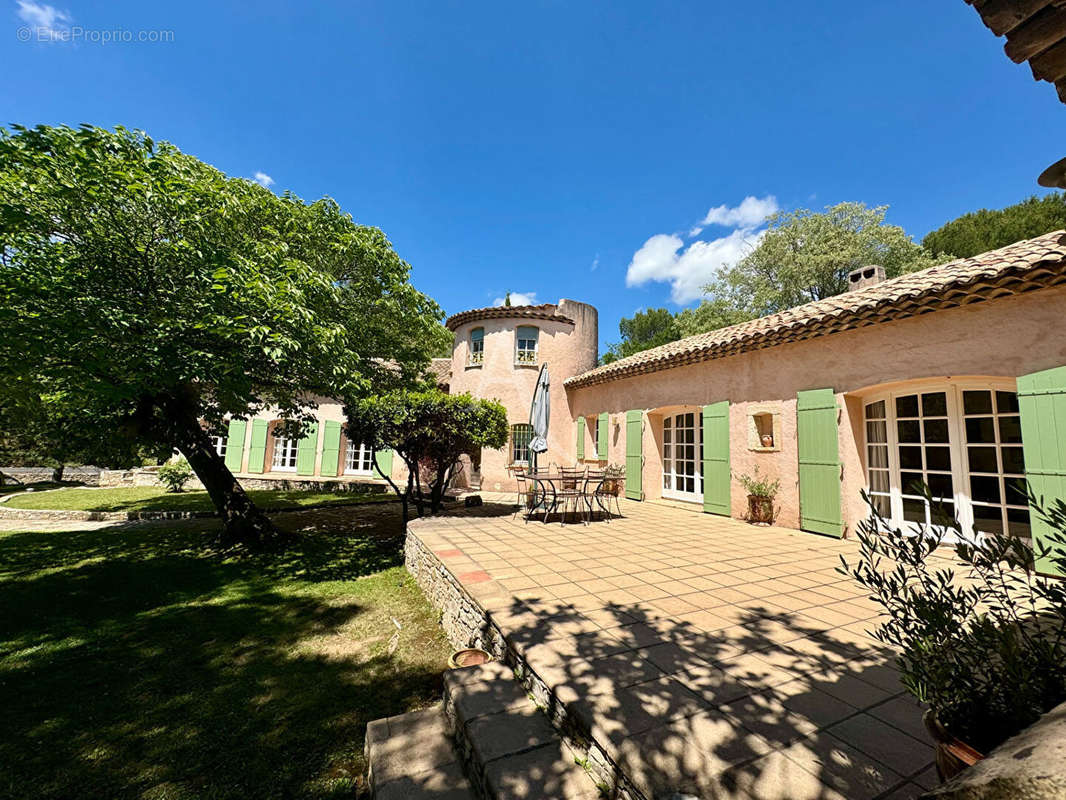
[406, 498, 949, 800]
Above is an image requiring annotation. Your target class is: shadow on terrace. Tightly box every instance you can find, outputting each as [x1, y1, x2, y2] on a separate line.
[429, 501, 937, 800]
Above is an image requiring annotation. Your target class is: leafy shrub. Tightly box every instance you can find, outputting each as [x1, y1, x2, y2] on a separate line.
[345, 390, 509, 522]
[839, 489, 1066, 754]
[735, 466, 780, 499]
[158, 458, 193, 493]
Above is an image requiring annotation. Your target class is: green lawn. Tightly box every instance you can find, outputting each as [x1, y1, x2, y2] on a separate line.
[0, 504, 452, 799]
[4, 486, 394, 513]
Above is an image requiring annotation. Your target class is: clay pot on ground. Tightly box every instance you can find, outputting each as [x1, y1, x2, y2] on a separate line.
[924, 710, 984, 782]
[747, 494, 774, 524]
[448, 648, 492, 669]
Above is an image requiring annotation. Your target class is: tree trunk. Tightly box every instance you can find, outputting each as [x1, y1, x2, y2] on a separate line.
[170, 411, 278, 547]
[53, 464, 65, 483]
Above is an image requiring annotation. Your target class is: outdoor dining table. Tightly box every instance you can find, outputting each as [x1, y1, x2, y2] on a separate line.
[523, 470, 611, 524]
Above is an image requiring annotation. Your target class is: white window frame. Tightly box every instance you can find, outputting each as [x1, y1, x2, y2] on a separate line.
[515, 327, 538, 365]
[468, 328, 484, 366]
[271, 434, 299, 472]
[662, 410, 703, 503]
[210, 434, 227, 459]
[344, 440, 375, 475]
[510, 424, 532, 466]
[861, 378, 1028, 546]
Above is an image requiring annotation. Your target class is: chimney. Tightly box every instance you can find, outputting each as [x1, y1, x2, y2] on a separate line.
[847, 264, 886, 292]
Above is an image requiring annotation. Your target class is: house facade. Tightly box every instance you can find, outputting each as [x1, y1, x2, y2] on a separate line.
[215, 231, 1066, 570]
[565, 231, 1066, 573]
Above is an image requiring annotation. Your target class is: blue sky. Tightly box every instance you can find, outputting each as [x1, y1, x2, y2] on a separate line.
[6, 1, 1064, 352]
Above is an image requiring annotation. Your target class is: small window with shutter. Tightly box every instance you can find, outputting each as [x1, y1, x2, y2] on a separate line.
[469, 327, 484, 365]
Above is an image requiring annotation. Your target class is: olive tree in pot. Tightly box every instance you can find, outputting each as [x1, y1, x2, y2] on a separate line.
[839, 489, 1066, 782]
[736, 466, 779, 524]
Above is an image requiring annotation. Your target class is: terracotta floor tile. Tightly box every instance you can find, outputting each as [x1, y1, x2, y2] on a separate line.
[409, 500, 924, 800]
[827, 714, 932, 777]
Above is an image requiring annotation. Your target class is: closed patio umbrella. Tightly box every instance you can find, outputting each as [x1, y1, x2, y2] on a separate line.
[528, 364, 550, 471]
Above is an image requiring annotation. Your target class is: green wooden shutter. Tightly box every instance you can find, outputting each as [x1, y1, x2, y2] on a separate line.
[576, 417, 585, 461]
[248, 420, 268, 473]
[702, 401, 731, 516]
[1018, 366, 1066, 576]
[597, 412, 608, 460]
[797, 388, 843, 537]
[296, 422, 319, 476]
[224, 419, 246, 472]
[320, 421, 342, 478]
[374, 449, 394, 477]
[625, 410, 643, 500]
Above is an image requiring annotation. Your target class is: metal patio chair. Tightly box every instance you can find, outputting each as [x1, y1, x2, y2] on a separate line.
[555, 465, 586, 525]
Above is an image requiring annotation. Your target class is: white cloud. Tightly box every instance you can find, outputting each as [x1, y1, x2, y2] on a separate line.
[252, 171, 274, 187]
[626, 228, 764, 304]
[698, 195, 778, 229]
[17, 0, 70, 41]
[590, 254, 599, 272]
[625, 195, 778, 304]
[493, 291, 537, 307]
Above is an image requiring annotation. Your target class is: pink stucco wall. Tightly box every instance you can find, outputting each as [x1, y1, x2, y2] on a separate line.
[228, 396, 409, 485]
[448, 299, 598, 490]
[567, 286, 1066, 535]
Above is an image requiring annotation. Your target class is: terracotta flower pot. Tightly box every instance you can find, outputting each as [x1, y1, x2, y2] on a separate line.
[747, 494, 774, 524]
[760, 433, 774, 448]
[448, 648, 492, 669]
[923, 710, 984, 782]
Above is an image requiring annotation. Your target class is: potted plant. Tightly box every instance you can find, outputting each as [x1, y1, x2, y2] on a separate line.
[736, 466, 779, 524]
[839, 488, 1066, 782]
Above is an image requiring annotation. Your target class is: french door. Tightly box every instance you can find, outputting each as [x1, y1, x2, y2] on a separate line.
[272, 436, 299, 472]
[345, 440, 374, 475]
[662, 411, 703, 502]
[863, 381, 1030, 544]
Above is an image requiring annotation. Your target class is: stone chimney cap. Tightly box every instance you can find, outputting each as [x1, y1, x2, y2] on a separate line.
[847, 264, 886, 292]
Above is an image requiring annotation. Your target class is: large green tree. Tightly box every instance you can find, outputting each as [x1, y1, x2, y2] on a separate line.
[0, 124, 443, 544]
[922, 193, 1066, 259]
[344, 390, 508, 523]
[601, 307, 682, 364]
[699, 202, 945, 322]
[0, 382, 168, 483]
[675, 298, 755, 338]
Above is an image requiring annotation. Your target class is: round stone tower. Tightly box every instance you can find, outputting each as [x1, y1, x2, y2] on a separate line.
[445, 299, 598, 491]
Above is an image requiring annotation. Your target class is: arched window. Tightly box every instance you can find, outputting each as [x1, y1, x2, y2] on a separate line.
[511, 424, 533, 465]
[515, 326, 538, 364]
[469, 327, 484, 365]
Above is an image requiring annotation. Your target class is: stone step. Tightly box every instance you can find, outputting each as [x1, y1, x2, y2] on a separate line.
[443, 661, 602, 800]
[365, 706, 475, 800]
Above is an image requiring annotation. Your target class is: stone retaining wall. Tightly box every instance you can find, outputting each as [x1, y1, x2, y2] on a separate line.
[404, 524, 644, 800]
[0, 466, 102, 485]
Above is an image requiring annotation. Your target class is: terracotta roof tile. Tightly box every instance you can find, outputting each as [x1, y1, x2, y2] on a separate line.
[445, 303, 574, 331]
[565, 230, 1066, 389]
[428, 357, 452, 386]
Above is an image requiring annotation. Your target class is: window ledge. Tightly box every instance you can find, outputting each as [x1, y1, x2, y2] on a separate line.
[514, 361, 540, 369]
[465, 362, 483, 370]
[749, 446, 780, 453]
